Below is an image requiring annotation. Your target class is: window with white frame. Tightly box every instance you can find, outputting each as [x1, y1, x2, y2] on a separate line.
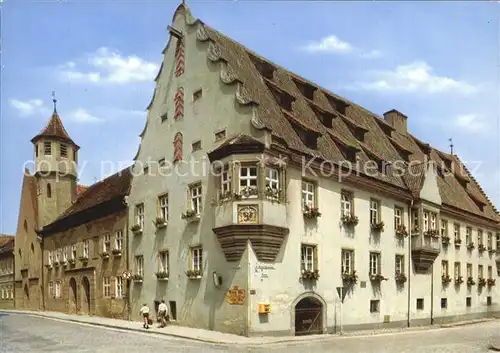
[190, 247, 203, 272]
[135, 255, 144, 277]
[190, 184, 202, 214]
[265, 168, 279, 195]
[159, 194, 168, 220]
[466, 227, 472, 244]
[115, 230, 123, 250]
[55, 249, 60, 263]
[488, 232, 493, 248]
[103, 277, 111, 297]
[454, 224, 460, 241]
[369, 252, 381, 276]
[467, 263, 473, 277]
[83, 240, 89, 258]
[221, 167, 232, 194]
[394, 207, 403, 228]
[55, 281, 61, 298]
[441, 261, 449, 276]
[430, 213, 436, 230]
[115, 277, 123, 298]
[301, 245, 317, 271]
[395, 255, 404, 275]
[103, 234, 111, 253]
[239, 166, 258, 195]
[158, 251, 169, 273]
[477, 229, 483, 245]
[412, 210, 419, 230]
[454, 262, 461, 279]
[341, 249, 354, 274]
[441, 220, 448, 236]
[48, 251, 53, 265]
[63, 247, 68, 262]
[423, 211, 429, 231]
[478, 265, 484, 278]
[369, 199, 379, 224]
[341, 191, 352, 216]
[71, 244, 77, 259]
[135, 203, 144, 229]
[301, 180, 315, 208]
[49, 282, 53, 298]
[488, 266, 493, 279]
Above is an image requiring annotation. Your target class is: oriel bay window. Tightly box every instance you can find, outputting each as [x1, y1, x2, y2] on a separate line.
[265, 167, 280, 200]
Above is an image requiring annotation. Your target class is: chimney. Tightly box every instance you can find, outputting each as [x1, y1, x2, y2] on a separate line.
[383, 109, 408, 134]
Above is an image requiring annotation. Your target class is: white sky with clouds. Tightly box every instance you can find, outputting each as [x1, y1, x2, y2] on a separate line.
[1, 1, 499, 235]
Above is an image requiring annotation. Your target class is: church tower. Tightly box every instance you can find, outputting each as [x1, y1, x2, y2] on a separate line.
[31, 94, 79, 228]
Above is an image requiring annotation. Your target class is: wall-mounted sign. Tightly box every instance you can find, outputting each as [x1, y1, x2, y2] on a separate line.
[225, 286, 246, 305]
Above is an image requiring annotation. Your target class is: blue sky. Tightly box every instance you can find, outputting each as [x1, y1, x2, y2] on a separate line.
[1, 1, 499, 235]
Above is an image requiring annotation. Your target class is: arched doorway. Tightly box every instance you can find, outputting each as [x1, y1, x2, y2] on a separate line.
[81, 277, 91, 314]
[68, 278, 77, 313]
[294, 296, 323, 336]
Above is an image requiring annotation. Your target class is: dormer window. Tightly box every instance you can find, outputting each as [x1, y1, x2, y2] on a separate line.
[248, 53, 275, 80]
[388, 138, 411, 162]
[44, 142, 51, 155]
[292, 77, 316, 100]
[342, 117, 368, 142]
[326, 95, 349, 116]
[308, 102, 334, 128]
[265, 80, 295, 111]
[296, 128, 317, 149]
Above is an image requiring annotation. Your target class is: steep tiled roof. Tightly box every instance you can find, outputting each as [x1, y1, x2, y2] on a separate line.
[57, 167, 132, 220]
[31, 110, 77, 147]
[76, 184, 88, 196]
[176, 4, 499, 224]
[0, 235, 14, 247]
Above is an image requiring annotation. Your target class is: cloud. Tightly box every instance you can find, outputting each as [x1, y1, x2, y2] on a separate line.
[68, 108, 102, 123]
[454, 114, 486, 132]
[360, 49, 384, 59]
[9, 99, 48, 116]
[58, 47, 159, 84]
[347, 61, 477, 94]
[301, 35, 354, 53]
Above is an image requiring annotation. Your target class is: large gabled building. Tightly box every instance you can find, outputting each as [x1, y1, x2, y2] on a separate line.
[0, 235, 15, 309]
[128, 3, 500, 337]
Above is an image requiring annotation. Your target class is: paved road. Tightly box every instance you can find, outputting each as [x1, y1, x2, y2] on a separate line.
[0, 312, 498, 352]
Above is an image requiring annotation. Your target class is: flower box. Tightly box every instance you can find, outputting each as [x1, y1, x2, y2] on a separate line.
[478, 278, 486, 287]
[154, 217, 168, 229]
[442, 275, 452, 284]
[240, 186, 258, 198]
[371, 221, 385, 232]
[53, 261, 60, 267]
[341, 214, 359, 227]
[132, 274, 144, 283]
[181, 210, 201, 222]
[100, 252, 110, 259]
[44, 264, 52, 268]
[455, 276, 464, 285]
[301, 269, 320, 280]
[467, 243, 475, 250]
[488, 247, 495, 254]
[395, 272, 407, 283]
[112, 249, 122, 256]
[454, 238, 462, 247]
[68, 258, 76, 265]
[441, 236, 451, 245]
[186, 269, 202, 279]
[478, 244, 486, 252]
[467, 276, 476, 286]
[78, 256, 88, 262]
[342, 271, 358, 286]
[265, 187, 281, 201]
[424, 229, 440, 238]
[395, 225, 408, 237]
[370, 274, 386, 282]
[487, 278, 496, 286]
[155, 271, 169, 280]
[303, 205, 321, 219]
[130, 224, 143, 235]
[60, 260, 67, 266]
[410, 227, 420, 237]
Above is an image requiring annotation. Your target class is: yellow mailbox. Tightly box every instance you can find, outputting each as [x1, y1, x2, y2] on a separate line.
[258, 303, 271, 314]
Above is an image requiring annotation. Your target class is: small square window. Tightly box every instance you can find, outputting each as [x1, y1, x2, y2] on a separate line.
[193, 89, 202, 101]
[487, 296, 492, 306]
[370, 300, 380, 313]
[466, 297, 471, 307]
[192, 141, 201, 151]
[160, 113, 168, 122]
[158, 158, 165, 167]
[440, 298, 447, 309]
[215, 129, 226, 141]
[416, 298, 424, 310]
[143, 165, 149, 175]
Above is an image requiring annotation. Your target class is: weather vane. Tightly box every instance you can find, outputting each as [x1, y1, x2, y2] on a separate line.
[52, 91, 57, 113]
[448, 138, 454, 155]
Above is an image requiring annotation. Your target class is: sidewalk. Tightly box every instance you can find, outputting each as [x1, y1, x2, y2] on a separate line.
[1, 309, 496, 347]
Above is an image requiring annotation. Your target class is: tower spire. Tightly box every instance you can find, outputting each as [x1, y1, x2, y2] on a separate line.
[52, 91, 57, 114]
[449, 138, 454, 155]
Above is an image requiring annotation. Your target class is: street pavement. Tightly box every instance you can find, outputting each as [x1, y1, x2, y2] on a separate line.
[0, 312, 498, 352]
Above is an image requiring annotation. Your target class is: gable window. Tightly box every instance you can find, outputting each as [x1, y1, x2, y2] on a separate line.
[192, 140, 202, 151]
[265, 168, 280, 199]
[454, 262, 461, 279]
[369, 199, 380, 225]
[135, 255, 144, 277]
[215, 129, 226, 141]
[340, 191, 352, 216]
[158, 250, 169, 274]
[189, 183, 203, 215]
[190, 247, 203, 272]
[115, 277, 123, 298]
[135, 204, 144, 230]
[60, 144, 68, 158]
[159, 194, 168, 221]
[394, 207, 403, 229]
[341, 249, 354, 274]
[103, 234, 111, 253]
[441, 220, 448, 236]
[44, 141, 51, 155]
[193, 89, 202, 101]
[103, 277, 111, 297]
[55, 281, 61, 298]
[239, 166, 258, 196]
[115, 230, 123, 250]
[301, 244, 318, 271]
[395, 255, 404, 275]
[369, 252, 381, 276]
[301, 180, 316, 208]
[221, 166, 232, 195]
[158, 158, 166, 167]
[160, 112, 168, 123]
[466, 227, 472, 245]
[83, 240, 89, 258]
[477, 230, 483, 246]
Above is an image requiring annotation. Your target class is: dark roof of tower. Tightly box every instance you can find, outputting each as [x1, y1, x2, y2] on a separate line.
[31, 110, 78, 148]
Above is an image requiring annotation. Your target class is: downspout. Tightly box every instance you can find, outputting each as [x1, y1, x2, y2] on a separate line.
[430, 263, 434, 325]
[407, 200, 413, 328]
[38, 233, 45, 311]
[123, 197, 131, 321]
